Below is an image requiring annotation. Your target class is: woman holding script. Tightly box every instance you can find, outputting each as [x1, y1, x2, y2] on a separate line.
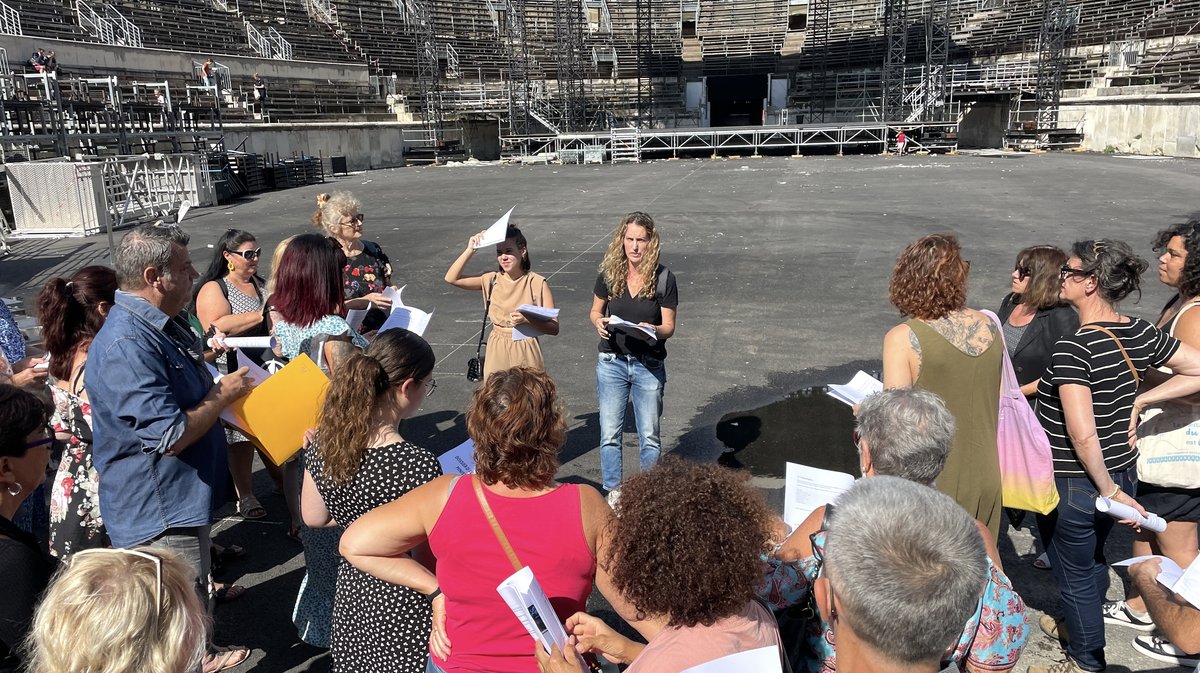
[316, 191, 395, 333]
[882, 233, 1003, 539]
[445, 223, 558, 380]
[340, 368, 608, 673]
[590, 212, 678, 497]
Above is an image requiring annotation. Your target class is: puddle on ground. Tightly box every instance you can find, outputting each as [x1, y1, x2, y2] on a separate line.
[716, 386, 859, 479]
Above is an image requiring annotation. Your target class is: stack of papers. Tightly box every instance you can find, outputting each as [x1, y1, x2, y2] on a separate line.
[783, 462, 856, 528]
[826, 371, 883, 406]
[438, 439, 476, 475]
[376, 285, 435, 337]
[497, 566, 585, 666]
[607, 315, 657, 344]
[514, 304, 560, 341]
[473, 207, 517, 249]
[1114, 555, 1200, 609]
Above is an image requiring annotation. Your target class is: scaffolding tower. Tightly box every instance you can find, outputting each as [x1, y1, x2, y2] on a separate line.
[502, 0, 536, 134]
[634, 0, 653, 128]
[806, 0, 832, 122]
[881, 0, 909, 120]
[1035, 0, 1075, 134]
[922, 0, 951, 121]
[412, 0, 443, 138]
[553, 0, 587, 131]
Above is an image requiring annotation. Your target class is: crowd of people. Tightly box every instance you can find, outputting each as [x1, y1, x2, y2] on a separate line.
[0, 193, 1198, 673]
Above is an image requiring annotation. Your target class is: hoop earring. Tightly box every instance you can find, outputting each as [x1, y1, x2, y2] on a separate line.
[6, 482, 22, 498]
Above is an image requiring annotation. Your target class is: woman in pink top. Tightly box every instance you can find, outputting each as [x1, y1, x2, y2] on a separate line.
[535, 459, 784, 673]
[341, 367, 611, 673]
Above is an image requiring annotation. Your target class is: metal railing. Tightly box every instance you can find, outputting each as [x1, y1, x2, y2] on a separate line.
[77, 0, 116, 45]
[583, 0, 612, 34]
[212, 0, 232, 11]
[245, 21, 293, 60]
[267, 26, 292, 60]
[443, 43, 460, 79]
[104, 4, 143, 48]
[306, 0, 337, 25]
[0, 0, 21, 36]
[246, 20, 270, 57]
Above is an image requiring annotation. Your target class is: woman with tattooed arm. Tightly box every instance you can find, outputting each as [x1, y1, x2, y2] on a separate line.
[882, 233, 1004, 540]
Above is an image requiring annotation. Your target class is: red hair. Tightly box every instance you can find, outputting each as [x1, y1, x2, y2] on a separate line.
[270, 233, 346, 327]
[36, 266, 117, 381]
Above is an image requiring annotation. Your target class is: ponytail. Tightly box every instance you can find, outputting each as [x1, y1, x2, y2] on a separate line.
[316, 351, 388, 486]
[36, 266, 117, 382]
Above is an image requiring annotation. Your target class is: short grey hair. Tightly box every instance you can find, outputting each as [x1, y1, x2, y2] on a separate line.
[856, 388, 953, 484]
[825, 476, 987, 666]
[316, 191, 361, 234]
[114, 223, 191, 290]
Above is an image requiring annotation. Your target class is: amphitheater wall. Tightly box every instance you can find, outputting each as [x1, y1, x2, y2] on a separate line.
[1061, 94, 1200, 158]
[223, 124, 408, 170]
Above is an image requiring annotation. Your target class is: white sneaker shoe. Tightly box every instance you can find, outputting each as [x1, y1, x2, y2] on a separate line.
[605, 487, 621, 509]
[1102, 600, 1155, 631]
[1132, 634, 1200, 667]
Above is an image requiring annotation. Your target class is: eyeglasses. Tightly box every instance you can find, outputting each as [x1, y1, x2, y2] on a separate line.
[231, 248, 261, 260]
[1060, 265, 1091, 280]
[71, 548, 163, 627]
[340, 214, 365, 227]
[851, 430, 862, 451]
[25, 425, 53, 451]
[1015, 266, 1032, 280]
[423, 378, 437, 396]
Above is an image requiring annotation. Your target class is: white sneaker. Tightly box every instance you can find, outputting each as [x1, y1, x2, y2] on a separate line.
[1102, 600, 1155, 631]
[605, 487, 621, 509]
[1132, 634, 1200, 667]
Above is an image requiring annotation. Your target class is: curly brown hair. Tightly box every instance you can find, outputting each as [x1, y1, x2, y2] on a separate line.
[467, 367, 565, 490]
[604, 458, 774, 628]
[889, 233, 969, 319]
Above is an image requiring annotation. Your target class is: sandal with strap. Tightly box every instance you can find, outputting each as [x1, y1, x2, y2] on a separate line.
[202, 645, 249, 673]
[237, 495, 267, 520]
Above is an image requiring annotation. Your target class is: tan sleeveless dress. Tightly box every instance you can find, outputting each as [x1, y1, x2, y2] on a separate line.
[481, 271, 549, 380]
[908, 318, 1004, 539]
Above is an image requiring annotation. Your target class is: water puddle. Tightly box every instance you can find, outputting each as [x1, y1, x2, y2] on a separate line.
[716, 386, 859, 479]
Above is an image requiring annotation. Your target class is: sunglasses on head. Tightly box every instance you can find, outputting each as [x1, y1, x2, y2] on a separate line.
[231, 248, 262, 260]
[71, 548, 164, 627]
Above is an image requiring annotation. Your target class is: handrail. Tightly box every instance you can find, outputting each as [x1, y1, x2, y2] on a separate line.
[0, 1, 21, 36]
[267, 27, 293, 61]
[103, 4, 143, 48]
[246, 20, 270, 57]
[77, 0, 116, 46]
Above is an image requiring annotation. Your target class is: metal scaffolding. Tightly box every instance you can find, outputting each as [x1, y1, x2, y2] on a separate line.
[805, 0, 832, 123]
[881, 0, 909, 120]
[634, 0, 653, 128]
[921, 0, 951, 121]
[502, 0, 536, 134]
[553, 0, 587, 132]
[1034, 0, 1075, 134]
[412, 0, 444, 138]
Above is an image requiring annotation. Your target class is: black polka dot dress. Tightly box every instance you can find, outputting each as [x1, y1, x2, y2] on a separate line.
[308, 440, 442, 673]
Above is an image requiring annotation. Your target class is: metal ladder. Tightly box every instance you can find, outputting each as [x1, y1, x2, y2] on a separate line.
[609, 127, 639, 163]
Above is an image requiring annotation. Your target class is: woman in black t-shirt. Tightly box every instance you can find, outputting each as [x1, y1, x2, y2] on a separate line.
[1034, 239, 1200, 673]
[589, 212, 678, 496]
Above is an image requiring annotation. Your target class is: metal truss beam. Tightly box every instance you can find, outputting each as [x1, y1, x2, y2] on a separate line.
[554, 0, 587, 132]
[1035, 0, 1075, 136]
[922, 0, 951, 121]
[806, 0, 831, 122]
[634, 0, 652, 128]
[881, 0, 909, 120]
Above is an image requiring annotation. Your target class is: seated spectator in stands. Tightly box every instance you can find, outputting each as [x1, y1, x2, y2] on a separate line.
[770, 388, 1028, 673]
[1126, 556, 1200, 667]
[44, 51, 57, 74]
[341, 367, 608, 673]
[253, 73, 267, 104]
[814, 476, 990, 673]
[30, 49, 46, 73]
[0, 384, 56, 672]
[533, 458, 781, 673]
[314, 192, 395, 332]
[26, 547, 208, 673]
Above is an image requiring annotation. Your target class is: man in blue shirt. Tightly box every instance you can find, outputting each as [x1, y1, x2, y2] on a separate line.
[87, 223, 251, 671]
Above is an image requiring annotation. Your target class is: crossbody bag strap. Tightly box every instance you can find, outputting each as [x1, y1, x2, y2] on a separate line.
[1081, 325, 1141, 386]
[475, 275, 498, 358]
[472, 476, 523, 571]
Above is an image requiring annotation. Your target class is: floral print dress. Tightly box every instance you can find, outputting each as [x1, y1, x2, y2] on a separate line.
[342, 241, 390, 332]
[48, 370, 108, 557]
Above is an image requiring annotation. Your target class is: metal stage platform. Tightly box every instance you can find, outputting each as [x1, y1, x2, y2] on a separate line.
[500, 120, 960, 161]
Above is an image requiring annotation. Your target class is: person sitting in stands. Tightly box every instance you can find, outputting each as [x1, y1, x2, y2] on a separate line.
[814, 476, 990, 673]
[44, 51, 57, 74]
[30, 49, 46, 73]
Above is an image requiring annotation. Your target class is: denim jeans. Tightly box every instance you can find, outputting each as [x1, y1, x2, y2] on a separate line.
[596, 352, 666, 492]
[143, 525, 213, 616]
[426, 658, 447, 673]
[1045, 468, 1137, 672]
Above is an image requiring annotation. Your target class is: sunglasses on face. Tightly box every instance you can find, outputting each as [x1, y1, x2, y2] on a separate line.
[1060, 265, 1091, 280]
[231, 248, 262, 260]
[340, 214, 365, 227]
[1015, 266, 1032, 280]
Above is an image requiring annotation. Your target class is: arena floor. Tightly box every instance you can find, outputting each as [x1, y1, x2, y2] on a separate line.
[3, 151, 1199, 672]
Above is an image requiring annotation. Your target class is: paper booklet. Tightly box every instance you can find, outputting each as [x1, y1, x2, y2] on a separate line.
[680, 646, 783, 673]
[438, 439, 476, 475]
[1114, 555, 1200, 610]
[376, 285, 435, 337]
[606, 315, 657, 344]
[496, 566, 588, 667]
[345, 308, 368, 331]
[826, 371, 883, 407]
[513, 304, 561, 341]
[474, 206, 517, 249]
[783, 462, 857, 529]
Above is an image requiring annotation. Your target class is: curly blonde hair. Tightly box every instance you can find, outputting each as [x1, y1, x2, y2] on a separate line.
[599, 212, 661, 299]
[889, 233, 969, 320]
[314, 191, 362, 237]
[26, 548, 208, 673]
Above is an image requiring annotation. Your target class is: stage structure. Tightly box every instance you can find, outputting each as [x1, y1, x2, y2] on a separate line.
[553, 0, 587, 132]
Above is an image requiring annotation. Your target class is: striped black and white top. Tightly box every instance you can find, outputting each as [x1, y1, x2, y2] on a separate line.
[1035, 318, 1180, 477]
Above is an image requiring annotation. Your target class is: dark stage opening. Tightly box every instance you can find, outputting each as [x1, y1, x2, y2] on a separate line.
[707, 74, 766, 127]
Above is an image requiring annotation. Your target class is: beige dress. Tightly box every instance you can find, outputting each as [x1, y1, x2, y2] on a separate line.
[481, 271, 549, 379]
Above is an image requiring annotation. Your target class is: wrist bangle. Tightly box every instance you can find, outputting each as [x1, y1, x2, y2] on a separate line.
[426, 587, 442, 603]
[1105, 484, 1122, 499]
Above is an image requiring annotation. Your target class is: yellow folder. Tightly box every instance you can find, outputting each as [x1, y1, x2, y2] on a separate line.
[224, 354, 330, 466]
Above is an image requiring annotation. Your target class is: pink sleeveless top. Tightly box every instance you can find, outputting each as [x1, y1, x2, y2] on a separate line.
[427, 477, 596, 673]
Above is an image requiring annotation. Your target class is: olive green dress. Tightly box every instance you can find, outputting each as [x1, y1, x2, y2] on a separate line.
[907, 319, 1004, 540]
[481, 271, 549, 380]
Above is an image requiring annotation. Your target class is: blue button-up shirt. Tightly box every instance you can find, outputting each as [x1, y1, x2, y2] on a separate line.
[87, 291, 227, 548]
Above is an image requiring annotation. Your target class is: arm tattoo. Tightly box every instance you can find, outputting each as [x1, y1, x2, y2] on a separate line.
[908, 328, 924, 370]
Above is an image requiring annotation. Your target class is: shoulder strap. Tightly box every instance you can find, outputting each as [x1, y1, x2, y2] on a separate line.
[216, 277, 230, 300]
[476, 275, 498, 358]
[1081, 325, 1141, 386]
[655, 265, 668, 299]
[473, 476, 523, 571]
[1167, 300, 1200, 335]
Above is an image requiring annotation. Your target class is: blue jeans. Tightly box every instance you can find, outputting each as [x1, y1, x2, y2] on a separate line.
[1045, 468, 1137, 672]
[596, 352, 666, 492]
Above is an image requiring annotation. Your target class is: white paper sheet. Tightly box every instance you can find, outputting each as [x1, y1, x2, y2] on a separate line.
[783, 462, 856, 529]
[473, 207, 517, 249]
[438, 439, 476, 475]
[496, 566, 582, 665]
[680, 647, 783, 673]
[826, 371, 883, 406]
[379, 306, 434, 337]
[1095, 497, 1167, 533]
[1114, 555, 1200, 609]
[207, 362, 268, 430]
[209, 336, 276, 350]
[33, 355, 50, 371]
[513, 304, 561, 341]
[606, 315, 657, 344]
[345, 308, 368, 331]
[381, 285, 404, 306]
